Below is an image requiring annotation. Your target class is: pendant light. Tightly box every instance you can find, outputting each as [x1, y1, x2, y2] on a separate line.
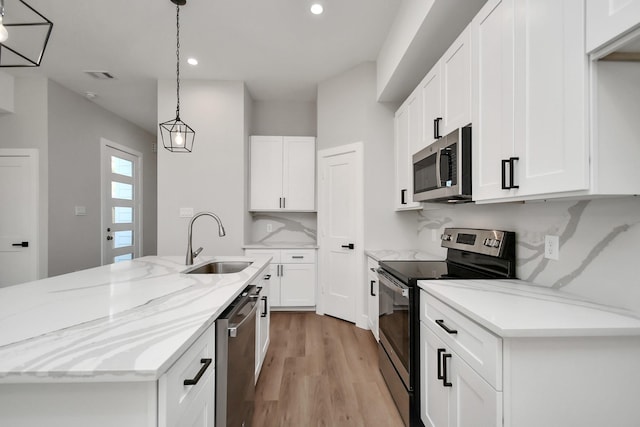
[0, 0, 53, 67]
[159, 0, 195, 153]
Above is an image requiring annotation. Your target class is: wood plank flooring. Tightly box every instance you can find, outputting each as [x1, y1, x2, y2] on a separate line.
[253, 312, 405, 427]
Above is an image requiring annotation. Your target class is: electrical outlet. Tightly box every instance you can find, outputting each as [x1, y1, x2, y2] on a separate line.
[544, 235, 559, 260]
[266, 223, 273, 233]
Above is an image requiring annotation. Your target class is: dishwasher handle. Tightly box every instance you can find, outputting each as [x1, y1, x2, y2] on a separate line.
[228, 299, 259, 338]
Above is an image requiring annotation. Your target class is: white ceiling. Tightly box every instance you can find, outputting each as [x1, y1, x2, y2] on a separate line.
[5, 0, 402, 134]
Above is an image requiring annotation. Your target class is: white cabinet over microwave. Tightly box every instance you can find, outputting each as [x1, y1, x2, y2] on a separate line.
[587, 0, 640, 52]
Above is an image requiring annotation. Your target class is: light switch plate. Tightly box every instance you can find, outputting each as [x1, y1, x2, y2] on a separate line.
[179, 207, 194, 218]
[75, 206, 87, 216]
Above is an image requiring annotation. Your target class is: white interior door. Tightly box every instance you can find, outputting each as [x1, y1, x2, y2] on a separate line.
[318, 143, 363, 324]
[101, 141, 142, 265]
[0, 150, 38, 287]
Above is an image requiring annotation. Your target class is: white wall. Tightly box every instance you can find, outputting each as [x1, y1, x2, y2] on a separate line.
[0, 77, 49, 279]
[0, 71, 15, 113]
[157, 80, 247, 257]
[317, 62, 416, 250]
[416, 197, 640, 314]
[47, 81, 157, 276]
[251, 100, 316, 136]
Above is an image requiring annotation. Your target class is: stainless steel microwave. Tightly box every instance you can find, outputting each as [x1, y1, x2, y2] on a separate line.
[412, 125, 472, 203]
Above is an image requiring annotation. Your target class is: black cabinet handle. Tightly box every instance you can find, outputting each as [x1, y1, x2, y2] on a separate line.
[183, 358, 212, 386]
[370, 280, 376, 296]
[435, 319, 458, 334]
[292, 256, 304, 259]
[264, 274, 271, 280]
[401, 189, 407, 205]
[509, 157, 519, 189]
[12, 242, 29, 247]
[501, 159, 509, 189]
[341, 243, 355, 250]
[437, 348, 446, 380]
[261, 296, 268, 317]
[434, 117, 443, 139]
[442, 353, 452, 387]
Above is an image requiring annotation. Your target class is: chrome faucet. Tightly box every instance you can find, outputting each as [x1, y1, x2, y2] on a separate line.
[186, 211, 226, 265]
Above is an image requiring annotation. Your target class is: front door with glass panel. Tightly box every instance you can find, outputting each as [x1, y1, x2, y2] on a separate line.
[102, 142, 141, 265]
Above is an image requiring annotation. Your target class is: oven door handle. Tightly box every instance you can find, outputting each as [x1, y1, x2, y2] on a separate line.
[435, 148, 442, 189]
[378, 274, 409, 298]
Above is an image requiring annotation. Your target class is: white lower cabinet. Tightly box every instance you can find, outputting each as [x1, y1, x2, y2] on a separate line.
[158, 324, 216, 427]
[366, 256, 379, 340]
[255, 272, 271, 381]
[245, 249, 316, 309]
[420, 289, 640, 427]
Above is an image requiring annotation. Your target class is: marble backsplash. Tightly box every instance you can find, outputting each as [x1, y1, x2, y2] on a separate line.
[248, 212, 317, 245]
[415, 197, 640, 314]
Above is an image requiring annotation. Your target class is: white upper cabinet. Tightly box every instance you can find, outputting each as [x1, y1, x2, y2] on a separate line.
[471, 0, 589, 203]
[250, 136, 316, 211]
[587, 0, 640, 52]
[394, 95, 422, 210]
[441, 26, 472, 137]
[417, 26, 471, 155]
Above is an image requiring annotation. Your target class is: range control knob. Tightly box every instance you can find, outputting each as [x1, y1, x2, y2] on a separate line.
[441, 234, 452, 242]
[492, 239, 501, 248]
[484, 238, 493, 247]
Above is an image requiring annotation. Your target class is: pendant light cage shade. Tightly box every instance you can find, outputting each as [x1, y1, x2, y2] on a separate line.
[159, 118, 195, 153]
[0, 0, 53, 67]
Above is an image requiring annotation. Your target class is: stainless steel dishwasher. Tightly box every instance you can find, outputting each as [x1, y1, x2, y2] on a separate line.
[216, 285, 259, 427]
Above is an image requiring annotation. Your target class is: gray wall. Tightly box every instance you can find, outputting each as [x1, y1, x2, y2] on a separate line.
[0, 77, 49, 278]
[251, 100, 317, 136]
[317, 62, 416, 250]
[47, 81, 157, 276]
[415, 197, 640, 314]
[157, 80, 247, 257]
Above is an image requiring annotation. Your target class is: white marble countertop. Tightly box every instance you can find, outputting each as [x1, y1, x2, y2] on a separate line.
[0, 255, 271, 384]
[243, 243, 318, 249]
[419, 279, 640, 338]
[365, 249, 442, 262]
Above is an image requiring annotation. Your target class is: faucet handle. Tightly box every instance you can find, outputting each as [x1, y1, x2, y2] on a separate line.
[193, 247, 203, 258]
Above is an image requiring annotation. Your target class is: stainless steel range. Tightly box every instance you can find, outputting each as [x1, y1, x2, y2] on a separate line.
[377, 228, 516, 427]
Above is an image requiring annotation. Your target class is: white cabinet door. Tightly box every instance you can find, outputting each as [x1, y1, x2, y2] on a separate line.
[472, 0, 516, 201]
[265, 263, 280, 307]
[513, 0, 588, 197]
[449, 351, 501, 427]
[421, 324, 451, 427]
[282, 137, 316, 210]
[441, 25, 472, 136]
[250, 136, 284, 210]
[472, 0, 588, 202]
[420, 64, 442, 153]
[280, 263, 316, 307]
[587, 0, 640, 52]
[367, 257, 379, 340]
[394, 104, 422, 210]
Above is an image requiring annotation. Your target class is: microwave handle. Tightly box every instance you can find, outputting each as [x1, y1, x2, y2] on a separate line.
[440, 148, 452, 185]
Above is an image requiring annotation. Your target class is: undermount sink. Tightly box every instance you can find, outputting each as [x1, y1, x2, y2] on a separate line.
[183, 261, 253, 275]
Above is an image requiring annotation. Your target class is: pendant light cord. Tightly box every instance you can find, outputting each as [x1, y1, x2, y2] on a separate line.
[175, 2, 181, 120]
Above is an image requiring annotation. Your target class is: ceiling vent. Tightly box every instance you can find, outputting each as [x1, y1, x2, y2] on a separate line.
[84, 71, 115, 80]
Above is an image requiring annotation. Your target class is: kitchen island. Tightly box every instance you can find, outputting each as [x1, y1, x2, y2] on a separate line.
[0, 255, 271, 426]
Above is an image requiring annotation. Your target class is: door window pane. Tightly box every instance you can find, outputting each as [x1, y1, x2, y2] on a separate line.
[111, 181, 133, 200]
[114, 230, 133, 248]
[111, 156, 133, 177]
[112, 207, 133, 224]
[114, 253, 133, 263]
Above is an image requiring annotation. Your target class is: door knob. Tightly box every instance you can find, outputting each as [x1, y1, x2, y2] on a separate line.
[12, 241, 29, 247]
[341, 243, 355, 250]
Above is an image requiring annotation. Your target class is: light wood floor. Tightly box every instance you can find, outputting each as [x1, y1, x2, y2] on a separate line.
[253, 312, 405, 427]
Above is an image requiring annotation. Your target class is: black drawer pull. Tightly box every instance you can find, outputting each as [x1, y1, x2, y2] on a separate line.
[261, 296, 268, 317]
[183, 358, 212, 386]
[291, 256, 304, 259]
[435, 319, 458, 334]
[264, 274, 271, 280]
[370, 280, 376, 297]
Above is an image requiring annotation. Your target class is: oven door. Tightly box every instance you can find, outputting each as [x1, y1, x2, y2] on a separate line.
[378, 269, 411, 388]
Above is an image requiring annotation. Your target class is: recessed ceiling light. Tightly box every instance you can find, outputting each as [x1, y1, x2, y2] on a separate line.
[310, 4, 323, 15]
[187, 58, 198, 66]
